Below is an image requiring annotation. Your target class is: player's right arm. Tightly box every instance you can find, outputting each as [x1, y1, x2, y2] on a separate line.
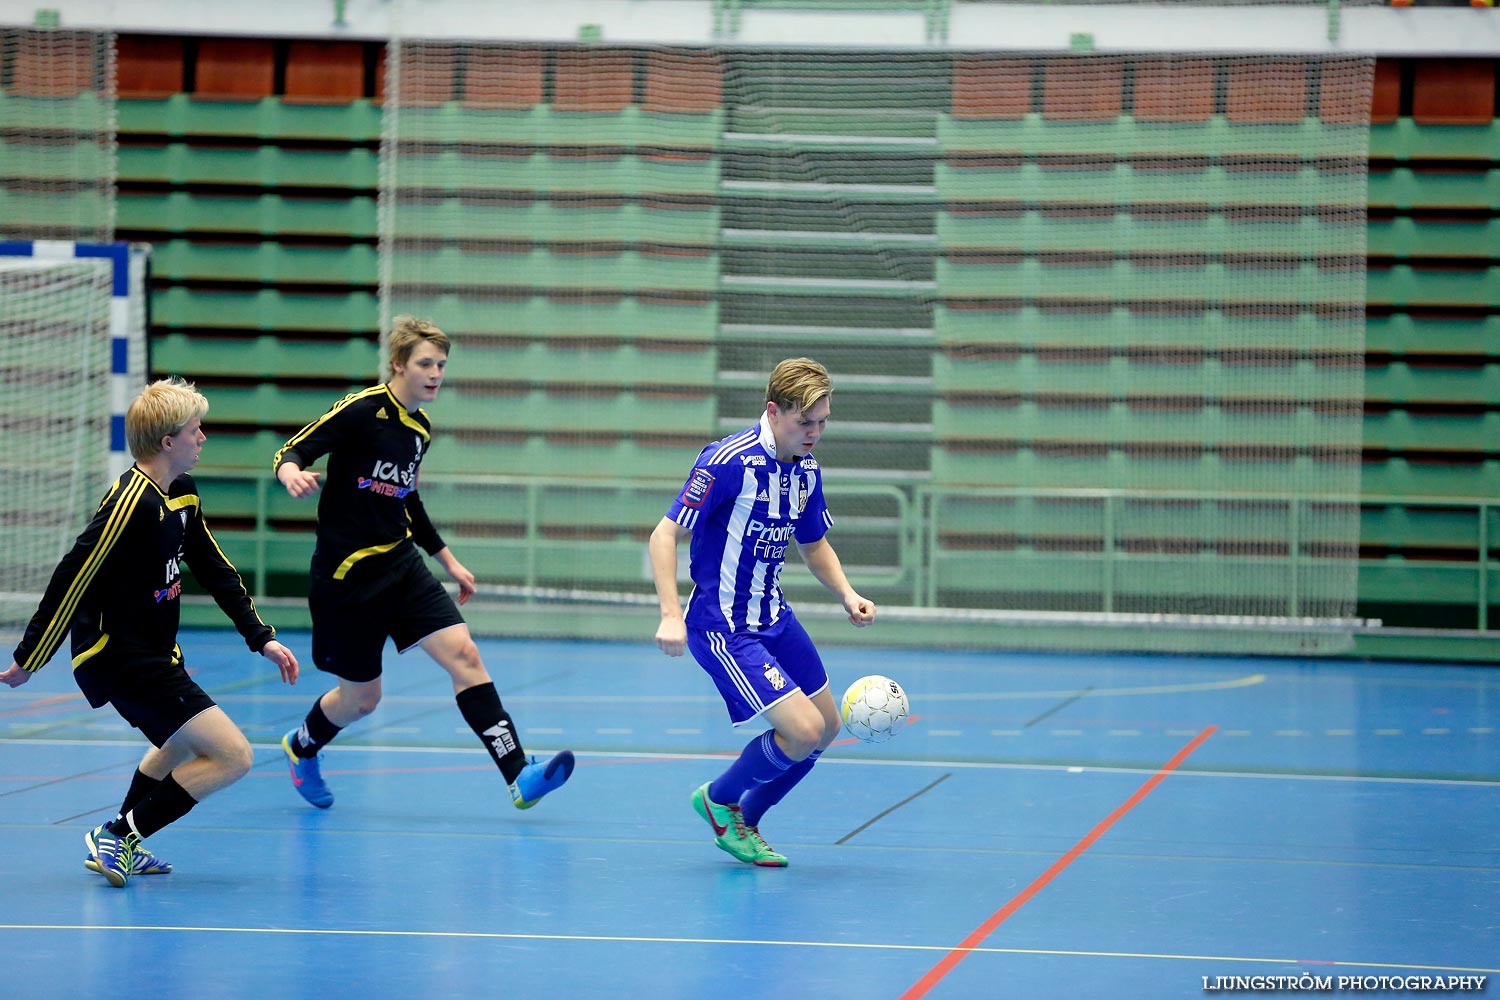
[11, 474, 147, 675]
[649, 517, 692, 656]
[273, 391, 362, 498]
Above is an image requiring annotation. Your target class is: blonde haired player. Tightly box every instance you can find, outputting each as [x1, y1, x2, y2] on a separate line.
[1, 377, 300, 887]
[650, 357, 876, 866]
[274, 316, 574, 812]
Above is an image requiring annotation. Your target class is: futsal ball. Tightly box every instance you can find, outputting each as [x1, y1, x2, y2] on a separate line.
[840, 674, 910, 744]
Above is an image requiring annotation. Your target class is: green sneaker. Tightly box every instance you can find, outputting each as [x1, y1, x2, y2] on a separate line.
[742, 825, 789, 868]
[691, 782, 787, 867]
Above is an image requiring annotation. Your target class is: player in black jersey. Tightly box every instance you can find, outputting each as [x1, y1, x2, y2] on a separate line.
[273, 315, 574, 811]
[1, 377, 301, 888]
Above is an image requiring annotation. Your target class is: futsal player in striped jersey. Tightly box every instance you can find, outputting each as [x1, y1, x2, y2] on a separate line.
[1, 377, 301, 888]
[273, 315, 574, 813]
[649, 357, 876, 866]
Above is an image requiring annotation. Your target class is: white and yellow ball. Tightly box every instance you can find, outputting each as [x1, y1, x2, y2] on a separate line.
[839, 674, 910, 743]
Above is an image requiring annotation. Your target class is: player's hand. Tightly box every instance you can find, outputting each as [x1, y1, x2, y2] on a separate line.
[444, 559, 477, 605]
[844, 592, 876, 628]
[260, 641, 299, 684]
[655, 616, 687, 657]
[0, 662, 32, 688]
[279, 466, 321, 499]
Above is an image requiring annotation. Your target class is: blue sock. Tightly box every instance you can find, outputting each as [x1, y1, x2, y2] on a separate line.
[708, 730, 794, 806]
[740, 749, 821, 828]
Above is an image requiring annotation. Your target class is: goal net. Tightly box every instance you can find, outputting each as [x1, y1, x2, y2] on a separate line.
[0, 242, 150, 646]
[378, 14, 1373, 655]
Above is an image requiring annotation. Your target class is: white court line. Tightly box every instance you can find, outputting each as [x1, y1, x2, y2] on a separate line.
[6, 738, 1498, 788]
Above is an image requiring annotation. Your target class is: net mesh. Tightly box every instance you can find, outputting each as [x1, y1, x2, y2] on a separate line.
[0, 256, 115, 644]
[0, 28, 117, 243]
[379, 30, 1371, 654]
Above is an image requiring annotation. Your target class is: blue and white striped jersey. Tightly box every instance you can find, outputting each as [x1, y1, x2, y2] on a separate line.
[667, 414, 833, 632]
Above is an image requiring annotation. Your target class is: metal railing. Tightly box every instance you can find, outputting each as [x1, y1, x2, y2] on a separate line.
[206, 467, 1496, 628]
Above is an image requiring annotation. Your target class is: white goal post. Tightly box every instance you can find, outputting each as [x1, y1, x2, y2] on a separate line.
[0, 240, 150, 642]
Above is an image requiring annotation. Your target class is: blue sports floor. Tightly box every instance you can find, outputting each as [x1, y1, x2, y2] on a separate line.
[2, 629, 1496, 999]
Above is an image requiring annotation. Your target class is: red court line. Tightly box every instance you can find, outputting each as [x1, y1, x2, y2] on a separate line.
[899, 725, 1218, 1000]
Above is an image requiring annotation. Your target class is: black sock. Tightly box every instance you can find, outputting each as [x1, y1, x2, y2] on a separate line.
[292, 697, 342, 757]
[114, 768, 161, 825]
[455, 682, 527, 784]
[110, 773, 197, 840]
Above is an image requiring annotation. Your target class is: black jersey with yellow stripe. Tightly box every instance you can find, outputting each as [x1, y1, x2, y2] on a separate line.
[11, 467, 275, 707]
[272, 384, 445, 581]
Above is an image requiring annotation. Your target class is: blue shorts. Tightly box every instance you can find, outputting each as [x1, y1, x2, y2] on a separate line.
[687, 613, 829, 727]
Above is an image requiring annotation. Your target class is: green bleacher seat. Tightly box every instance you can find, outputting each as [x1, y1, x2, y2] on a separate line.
[1365, 361, 1500, 405]
[383, 245, 716, 292]
[938, 114, 1368, 160]
[1365, 315, 1500, 356]
[388, 199, 718, 245]
[388, 149, 718, 195]
[153, 287, 379, 332]
[148, 240, 379, 285]
[418, 435, 696, 480]
[934, 354, 1346, 400]
[117, 190, 377, 237]
[430, 386, 714, 435]
[935, 161, 1363, 209]
[1369, 120, 1500, 163]
[0, 135, 112, 181]
[446, 340, 714, 385]
[1360, 457, 1500, 499]
[939, 210, 1359, 256]
[385, 293, 716, 341]
[1363, 410, 1500, 453]
[934, 305, 1349, 349]
[1368, 167, 1500, 211]
[117, 143, 379, 189]
[1367, 219, 1500, 260]
[117, 95, 383, 142]
[393, 104, 723, 149]
[154, 332, 379, 380]
[936, 258, 1363, 305]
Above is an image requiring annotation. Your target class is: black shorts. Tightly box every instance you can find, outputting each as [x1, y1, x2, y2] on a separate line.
[108, 661, 218, 749]
[309, 548, 464, 683]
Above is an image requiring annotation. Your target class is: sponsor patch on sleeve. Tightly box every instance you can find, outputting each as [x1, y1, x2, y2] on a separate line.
[680, 467, 715, 508]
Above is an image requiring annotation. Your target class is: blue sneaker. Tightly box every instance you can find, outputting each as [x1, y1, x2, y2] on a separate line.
[84, 824, 138, 888]
[86, 836, 170, 876]
[282, 730, 334, 808]
[508, 750, 575, 810]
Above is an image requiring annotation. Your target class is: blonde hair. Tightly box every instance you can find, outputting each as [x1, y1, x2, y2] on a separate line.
[126, 376, 208, 459]
[765, 357, 831, 413]
[387, 315, 451, 378]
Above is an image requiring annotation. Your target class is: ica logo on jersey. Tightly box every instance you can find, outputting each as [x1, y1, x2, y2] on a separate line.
[154, 556, 182, 603]
[357, 445, 420, 499]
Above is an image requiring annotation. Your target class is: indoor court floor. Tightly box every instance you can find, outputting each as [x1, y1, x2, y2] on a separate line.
[1, 628, 1496, 999]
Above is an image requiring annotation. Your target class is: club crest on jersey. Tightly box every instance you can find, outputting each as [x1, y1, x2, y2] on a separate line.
[681, 467, 714, 508]
[762, 663, 787, 691]
[797, 478, 809, 512]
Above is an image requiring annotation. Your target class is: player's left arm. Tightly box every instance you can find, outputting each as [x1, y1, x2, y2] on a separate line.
[404, 488, 472, 604]
[430, 546, 476, 606]
[181, 492, 280, 653]
[797, 537, 876, 628]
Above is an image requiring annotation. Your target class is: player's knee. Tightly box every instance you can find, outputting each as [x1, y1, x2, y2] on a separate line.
[780, 717, 824, 759]
[219, 736, 254, 781]
[350, 691, 382, 717]
[446, 639, 488, 684]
